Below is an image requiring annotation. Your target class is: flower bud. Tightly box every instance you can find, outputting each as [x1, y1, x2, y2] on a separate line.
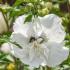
[0, 43, 12, 53]
[45, 2, 53, 10]
[27, 3, 33, 7]
[0, 12, 8, 34]
[38, 8, 49, 16]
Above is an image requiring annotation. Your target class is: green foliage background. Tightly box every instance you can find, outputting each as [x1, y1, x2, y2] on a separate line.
[0, 0, 70, 70]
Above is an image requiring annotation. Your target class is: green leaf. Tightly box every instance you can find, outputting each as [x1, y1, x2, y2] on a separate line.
[10, 7, 29, 18]
[24, 14, 32, 23]
[13, 0, 38, 6]
[0, 32, 11, 45]
[0, 53, 7, 59]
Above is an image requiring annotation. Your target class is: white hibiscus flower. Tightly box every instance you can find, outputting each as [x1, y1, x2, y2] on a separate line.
[10, 14, 69, 68]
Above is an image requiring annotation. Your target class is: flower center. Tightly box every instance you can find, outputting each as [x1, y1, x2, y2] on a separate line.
[29, 36, 44, 44]
[29, 37, 36, 43]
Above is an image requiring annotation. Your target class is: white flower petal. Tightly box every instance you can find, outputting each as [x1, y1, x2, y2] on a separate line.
[46, 42, 69, 67]
[11, 44, 30, 64]
[10, 33, 28, 47]
[39, 14, 57, 28]
[28, 45, 44, 68]
[13, 15, 44, 38]
[33, 19, 43, 38]
[39, 14, 65, 43]
[28, 43, 50, 68]
[11, 45, 24, 58]
[13, 15, 34, 37]
[12, 43, 46, 68]
[13, 15, 26, 33]
[12, 44, 43, 67]
[28, 56, 43, 68]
